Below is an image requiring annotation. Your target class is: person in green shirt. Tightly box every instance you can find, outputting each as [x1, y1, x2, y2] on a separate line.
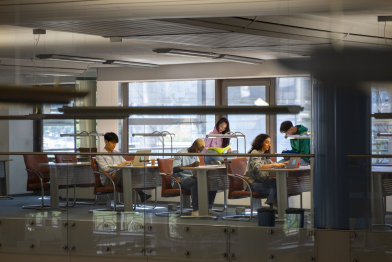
[280, 121, 310, 165]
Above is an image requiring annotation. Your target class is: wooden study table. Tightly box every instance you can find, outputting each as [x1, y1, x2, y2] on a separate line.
[38, 162, 93, 210]
[178, 165, 227, 219]
[108, 164, 160, 212]
[260, 166, 311, 220]
[0, 159, 13, 199]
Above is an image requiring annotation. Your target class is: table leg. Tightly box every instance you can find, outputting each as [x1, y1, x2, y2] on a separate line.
[198, 169, 209, 216]
[276, 171, 288, 221]
[0, 161, 13, 199]
[371, 173, 386, 225]
[123, 169, 134, 212]
[181, 169, 217, 219]
[50, 166, 60, 209]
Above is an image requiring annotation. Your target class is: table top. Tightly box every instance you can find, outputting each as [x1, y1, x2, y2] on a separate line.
[39, 162, 91, 167]
[372, 166, 392, 173]
[0, 159, 13, 162]
[180, 165, 226, 170]
[260, 166, 311, 172]
[109, 164, 159, 169]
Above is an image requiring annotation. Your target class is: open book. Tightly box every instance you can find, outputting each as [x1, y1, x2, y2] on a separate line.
[207, 143, 232, 154]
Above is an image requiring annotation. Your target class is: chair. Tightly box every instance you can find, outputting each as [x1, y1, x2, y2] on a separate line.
[23, 155, 74, 210]
[89, 157, 124, 212]
[222, 157, 269, 221]
[23, 155, 52, 209]
[156, 158, 192, 216]
[55, 155, 97, 206]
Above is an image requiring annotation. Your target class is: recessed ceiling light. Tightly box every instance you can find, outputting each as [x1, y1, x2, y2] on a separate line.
[103, 60, 158, 68]
[37, 54, 106, 63]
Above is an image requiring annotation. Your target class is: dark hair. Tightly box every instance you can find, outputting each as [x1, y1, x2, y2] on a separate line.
[215, 117, 230, 147]
[104, 132, 119, 143]
[248, 134, 271, 158]
[280, 121, 293, 133]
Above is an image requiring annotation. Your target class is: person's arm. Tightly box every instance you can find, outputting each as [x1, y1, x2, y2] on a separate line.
[116, 156, 132, 166]
[203, 136, 213, 151]
[96, 155, 114, 173]
[299, 139, 311, 162]
[173, 158, 200, 173]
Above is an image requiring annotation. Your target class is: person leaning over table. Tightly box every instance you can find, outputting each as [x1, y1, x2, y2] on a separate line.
[202, 117, 232, 165]
[243, 134, 287, 209]
[172, 138, 219, 217]
[96, 132, 151, 203]
[279, 120, 310, 165]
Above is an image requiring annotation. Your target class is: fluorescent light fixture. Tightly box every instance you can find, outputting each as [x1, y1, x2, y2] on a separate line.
[103, 60, 158, 68]
[219, 54, 265, 64]
[37, 54, 106, 63]
[254, 98, 269, 106]
[153, 49, 220, 58]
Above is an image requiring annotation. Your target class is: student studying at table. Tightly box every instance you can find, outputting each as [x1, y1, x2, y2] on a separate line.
[279, 121, 310, 165]
[172, 138, 219, 217]
[96, 132, 151, 203]
[243, 134, 286, 208]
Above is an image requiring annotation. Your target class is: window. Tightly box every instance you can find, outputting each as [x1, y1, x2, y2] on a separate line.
[276, 77, 311, 158]
[224, 81, 270, 153]
[371, 86, 392, 164]
[127, 80, 215, 153]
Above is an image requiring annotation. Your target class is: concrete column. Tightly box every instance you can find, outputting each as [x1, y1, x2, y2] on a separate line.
[313, 83, 371, 230]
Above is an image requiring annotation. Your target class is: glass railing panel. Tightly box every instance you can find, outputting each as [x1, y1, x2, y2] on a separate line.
[0, 153, 69, 257]
[350, 231, 392, 262]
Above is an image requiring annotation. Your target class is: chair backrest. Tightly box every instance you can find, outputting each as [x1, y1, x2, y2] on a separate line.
[198, 156, 205, 166]
[23, 155, 50, 191]
[55, 155, 77, 163]
[228, 157, 248, 197]
[79, 148, 98, 153]
[158, 158, 174, 197]
[123, 155, 135, 162]
[90, 157, 102, 194]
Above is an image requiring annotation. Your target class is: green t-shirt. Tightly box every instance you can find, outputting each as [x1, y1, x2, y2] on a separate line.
[290, 125, 310, 162]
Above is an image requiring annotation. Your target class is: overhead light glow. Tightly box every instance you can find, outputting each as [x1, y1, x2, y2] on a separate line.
[254, 98, 269, 106]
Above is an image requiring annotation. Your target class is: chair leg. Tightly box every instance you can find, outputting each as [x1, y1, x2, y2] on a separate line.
[212, 190, 227, 212]
[222, 197, 259, 222]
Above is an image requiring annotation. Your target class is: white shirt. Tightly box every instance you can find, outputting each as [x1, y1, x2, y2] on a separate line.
[96, 149, 126, 185]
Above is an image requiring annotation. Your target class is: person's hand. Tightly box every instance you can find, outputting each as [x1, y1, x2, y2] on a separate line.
[190, 161, 200, 167]
[227, 148, 232, 153]
[281, 150, 286, 153]
[126, 161, 133, 165]
[274, 163, 286, 168]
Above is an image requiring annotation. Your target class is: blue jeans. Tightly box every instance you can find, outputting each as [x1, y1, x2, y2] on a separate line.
[172, 176, 217, 211]
[204, 150, 238, 164]
[247, 178, 277, 205]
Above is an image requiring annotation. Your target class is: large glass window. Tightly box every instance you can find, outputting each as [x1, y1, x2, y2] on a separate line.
[128, 80, 215, 153]
[371, 86, 392, 164]
[226, 83, 268, 153]
[43, 104, 75, 153]
[276, 77, 311, 157]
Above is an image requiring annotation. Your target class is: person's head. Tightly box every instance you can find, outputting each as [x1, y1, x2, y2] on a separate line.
[215, 117, 231, 147]
[280, 121, 296, 135]
[104, 132, 119, 152]
[191, 138, 205, 153]
[248, 134, 271, 156]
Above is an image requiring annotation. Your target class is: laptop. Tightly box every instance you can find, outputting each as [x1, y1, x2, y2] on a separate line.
[271, 157, 300, 169]
[132, 150, 152, 166]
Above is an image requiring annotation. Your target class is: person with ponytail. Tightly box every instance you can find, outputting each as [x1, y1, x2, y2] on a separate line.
[243, 134, 287, 207]
[202, 117, 232, 165]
